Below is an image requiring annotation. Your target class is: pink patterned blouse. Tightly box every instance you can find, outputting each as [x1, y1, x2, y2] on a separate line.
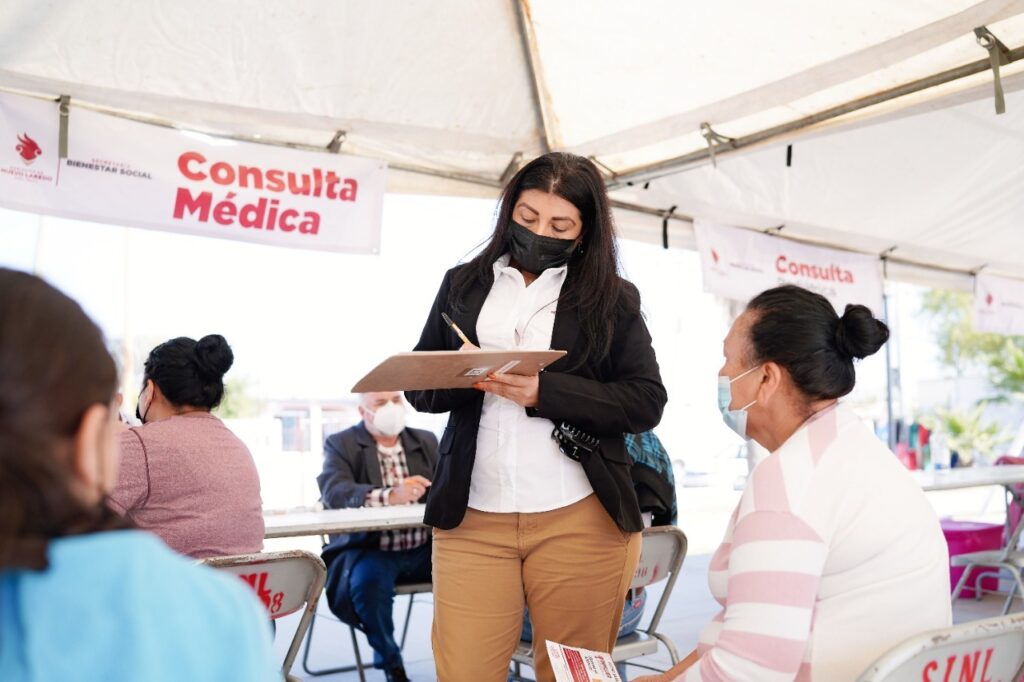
[110, 412, 264, 559]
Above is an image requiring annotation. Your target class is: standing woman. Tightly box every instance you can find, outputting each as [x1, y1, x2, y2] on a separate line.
[407, 152, 667, 681]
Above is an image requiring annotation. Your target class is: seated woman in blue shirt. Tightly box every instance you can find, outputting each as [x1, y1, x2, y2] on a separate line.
[0, 268, 280, 682]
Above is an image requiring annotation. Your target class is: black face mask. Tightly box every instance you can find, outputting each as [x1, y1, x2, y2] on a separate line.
[507, 221, 578, 275]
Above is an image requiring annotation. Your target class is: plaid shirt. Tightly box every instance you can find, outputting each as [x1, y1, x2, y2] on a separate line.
[364, 441, 429, 551]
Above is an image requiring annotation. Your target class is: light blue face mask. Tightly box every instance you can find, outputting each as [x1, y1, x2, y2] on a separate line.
[717, 365, 761, 439]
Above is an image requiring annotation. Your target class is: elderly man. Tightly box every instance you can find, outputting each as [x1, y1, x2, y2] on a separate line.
[318, 391, 437, 682]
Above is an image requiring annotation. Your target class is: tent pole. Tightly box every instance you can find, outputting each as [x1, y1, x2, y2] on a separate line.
[513, 0, 559, 152]
[608, 44, 1024, 187]
[883, 291, 897, 451]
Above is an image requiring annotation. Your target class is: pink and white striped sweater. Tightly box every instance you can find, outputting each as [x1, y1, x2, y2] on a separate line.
[684, 403, 950, 682]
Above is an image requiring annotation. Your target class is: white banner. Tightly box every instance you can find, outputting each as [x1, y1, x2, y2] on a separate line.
[0, 92, 385, 253]
[975, 272, 1024, 336]
[694, 220, 884, 314]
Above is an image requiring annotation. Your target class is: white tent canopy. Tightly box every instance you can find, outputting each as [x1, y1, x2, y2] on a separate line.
[614, 86, 1024, 288]
[3, 0, 1024, 283]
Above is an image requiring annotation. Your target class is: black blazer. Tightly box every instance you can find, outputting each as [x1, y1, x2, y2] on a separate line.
[406, 265, 667, 533]
[317, 422, 439, 560]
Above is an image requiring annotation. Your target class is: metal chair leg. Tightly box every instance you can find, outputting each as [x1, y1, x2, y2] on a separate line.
[301, 608, 365, 677]
[651, 630, 681, 664]
[349, 626, 368, 682]
[973, 569, 988, 601]
[399, 593, 416, 650]
[510, 660, 531, 682]
[1002, 565, 1024, 616]
[300, 614, 318, 675]
[950, 563, 976, 601]
[303, 588, 425, 677]
[1002, 578, 1018, 616]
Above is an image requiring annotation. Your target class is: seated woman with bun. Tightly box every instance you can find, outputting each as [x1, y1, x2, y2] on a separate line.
[110, 334, 264, 558]
[0, 269, 278, 680]
[638, 285, 951, 682]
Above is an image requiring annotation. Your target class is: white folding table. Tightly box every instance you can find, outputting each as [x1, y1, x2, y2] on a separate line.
[913, 465, 1024, 493]
[263, 504, 427, 539]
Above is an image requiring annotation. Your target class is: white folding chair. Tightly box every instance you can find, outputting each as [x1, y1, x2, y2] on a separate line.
[856, 613, 1024, 682]
[950, 457, 1024, 613]
[301, 580, 433, 681]
[201, 549, 326, 681]
[301, 531, 432, 681]
[510, 525, 688, 680]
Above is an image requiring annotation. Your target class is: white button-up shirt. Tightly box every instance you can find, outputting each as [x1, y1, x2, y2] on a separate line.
[468, 254, 594, 513]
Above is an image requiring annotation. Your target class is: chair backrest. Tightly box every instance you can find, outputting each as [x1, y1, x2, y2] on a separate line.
[855, 613, 1024, 682]
[632, 526, 687, 634]
[202, 549, 326, 675]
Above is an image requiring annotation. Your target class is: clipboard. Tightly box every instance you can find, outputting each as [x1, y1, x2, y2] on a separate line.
[351, 349, 567, 392]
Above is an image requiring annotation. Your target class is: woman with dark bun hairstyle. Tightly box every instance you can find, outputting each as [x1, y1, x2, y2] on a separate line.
[637, 285, 951, 682]
[0, 269, 278, 681]
[110, 334, 264, 558]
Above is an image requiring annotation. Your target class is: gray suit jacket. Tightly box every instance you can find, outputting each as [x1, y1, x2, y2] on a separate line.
[317, 422, 438, 559]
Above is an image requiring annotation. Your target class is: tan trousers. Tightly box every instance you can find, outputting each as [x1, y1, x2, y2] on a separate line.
[431, 494, 642, 682]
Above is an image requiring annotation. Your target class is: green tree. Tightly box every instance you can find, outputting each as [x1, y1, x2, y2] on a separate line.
[919, 290, 1013, 374]
[214, 377, 262, 419]
[924, 403, 1009, 465]
[918, 290, 1021, 463]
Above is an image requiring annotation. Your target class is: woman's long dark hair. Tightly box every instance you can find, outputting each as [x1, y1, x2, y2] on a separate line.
[0, 268, 128, 570]
[450, 152, 632, 364]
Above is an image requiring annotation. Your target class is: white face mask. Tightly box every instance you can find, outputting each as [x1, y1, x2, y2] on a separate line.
[718, 365, 761, 440]
[369, 401, 406, 437]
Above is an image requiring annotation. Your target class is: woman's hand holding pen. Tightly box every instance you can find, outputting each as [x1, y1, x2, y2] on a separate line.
[446, 310, 539, 406]
[473, 372, 539, 408]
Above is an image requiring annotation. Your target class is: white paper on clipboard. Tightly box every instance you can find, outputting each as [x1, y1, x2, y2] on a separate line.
[546, 641, 622, 682]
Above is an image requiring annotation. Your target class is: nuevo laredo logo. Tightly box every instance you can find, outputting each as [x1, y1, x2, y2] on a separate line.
[16, 133, 42, 166]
